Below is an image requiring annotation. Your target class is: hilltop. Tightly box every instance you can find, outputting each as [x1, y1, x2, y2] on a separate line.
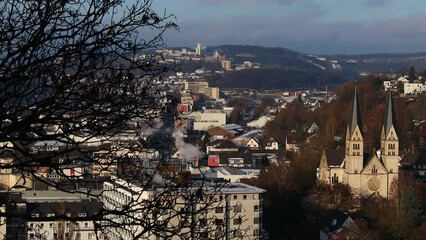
[190, 45, 426, 90]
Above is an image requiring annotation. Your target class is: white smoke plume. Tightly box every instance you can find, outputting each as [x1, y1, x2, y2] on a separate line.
[173, 127, 200, 161]
[139, 118, 165, 140]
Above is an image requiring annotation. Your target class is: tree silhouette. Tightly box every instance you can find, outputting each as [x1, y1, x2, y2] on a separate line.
[0, 1, 257, 239]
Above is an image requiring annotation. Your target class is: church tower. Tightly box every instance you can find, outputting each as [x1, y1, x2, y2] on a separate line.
[345, 87, 364, 174]
[381, 92, 399, 174]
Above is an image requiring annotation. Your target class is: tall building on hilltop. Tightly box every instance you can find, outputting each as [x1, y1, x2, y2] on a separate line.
[196, 43, 203, 56]
[318, 89, 399, 198]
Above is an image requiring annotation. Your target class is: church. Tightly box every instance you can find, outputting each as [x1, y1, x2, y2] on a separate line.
[318, 89, 399, 198]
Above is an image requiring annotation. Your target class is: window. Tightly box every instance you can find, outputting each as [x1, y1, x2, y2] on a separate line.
[215, 207, 223, 213]
[233, 195, 237, 200]
[243, 195, 247, 200]
[49, 223, 55, 228]
[332, 173, 339, 183]
[254, 217, 260, 224]
[254, 205, 259, 212]
[254, 229, 260, 236]
[233, 217, 242, 225]
[233, 229, 242, 237]
[234, 205, 242, 213]
[88, 233, 93, 239]
[215, 219, 224, 225]
[78, 213, 87, 217]
[85, 222, 89, 228]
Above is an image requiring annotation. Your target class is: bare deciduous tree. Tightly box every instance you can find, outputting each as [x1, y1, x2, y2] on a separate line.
[0, 1, 262, 239]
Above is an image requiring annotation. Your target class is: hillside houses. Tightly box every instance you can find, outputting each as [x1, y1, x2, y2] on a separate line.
[383, 75, 426, 95]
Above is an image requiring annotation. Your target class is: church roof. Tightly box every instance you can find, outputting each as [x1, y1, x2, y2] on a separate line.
[348, 87, 362, 136]
[361, 152, 372, 167]
[325, 148, 345, 166]
[361, 151, 387, 174]
[383, 92, 397, 138]
[325, 148, 373, 169]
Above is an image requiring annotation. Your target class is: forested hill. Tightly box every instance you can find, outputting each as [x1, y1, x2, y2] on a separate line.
[204, 45, 350, 90]
[209, 45, 426, 73]
[208, 45, 318, 70]
[209, 68, 345, 90]
[182, 45, 426, 90]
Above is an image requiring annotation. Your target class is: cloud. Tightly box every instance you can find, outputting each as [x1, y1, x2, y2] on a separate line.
[160, 9, 426, 54]
[361, 0, 393, 6]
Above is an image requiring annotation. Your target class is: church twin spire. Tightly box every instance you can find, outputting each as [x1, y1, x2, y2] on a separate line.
[347, 85, 397, 142]
[345, 84, 399, 174]
[348, 85, 363, 137]
[383, 91, 397, 139]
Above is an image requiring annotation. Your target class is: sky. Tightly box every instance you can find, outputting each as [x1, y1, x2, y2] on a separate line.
[151, 0, 426, 55]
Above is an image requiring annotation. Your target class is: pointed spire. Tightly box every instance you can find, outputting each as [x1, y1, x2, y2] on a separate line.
[383, 91, 396, 138]
[348, 84, 362, 135]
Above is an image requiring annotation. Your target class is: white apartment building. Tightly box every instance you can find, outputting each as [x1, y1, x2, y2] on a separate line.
[188, 109, 227, 131]
[184, 81, 220, 100]
[18, 191, 102, 240]
[102, 176, 265, 239]
[404, 82, 426, 95]
[26, 202, 101, 240]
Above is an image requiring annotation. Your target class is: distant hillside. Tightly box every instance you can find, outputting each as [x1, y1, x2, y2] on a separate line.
[208, 45, 319, 70]
[208, 68, 345, 91]
[208, 45, 426, 74]
[181, 45, 426, 90]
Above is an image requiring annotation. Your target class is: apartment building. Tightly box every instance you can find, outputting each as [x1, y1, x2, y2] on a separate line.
[404, 82, 426, 95]
[1, 190, 102, 240]
[102, 176, 265, 239]
[188, 109, 227, 131]
[26, 202, 102, 240]
[184, 81, 220, 100]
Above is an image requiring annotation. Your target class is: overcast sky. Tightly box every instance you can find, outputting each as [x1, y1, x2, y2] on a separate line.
[154, 0, 426, 54]
[152, 0, 426, 54]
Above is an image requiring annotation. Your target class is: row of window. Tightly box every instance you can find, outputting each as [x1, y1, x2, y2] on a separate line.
[388, 143, 396, 150]
[215, 194, 259, 201]
[29, 222, 90, 229]
[413, 165, 426, 169]
[215, 204, 260, 214]
[31, 213, 86, 218]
